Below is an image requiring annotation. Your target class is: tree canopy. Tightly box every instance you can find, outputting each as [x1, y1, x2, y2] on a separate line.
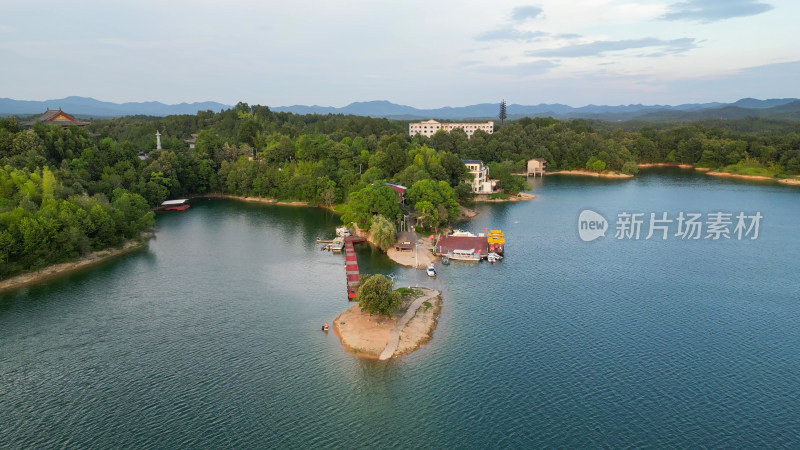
[340, 185, 401, 230]
[356, 274, 402, 318]
[405, 179, 459, 228]
[3, 105, 800, 278]
[369, 214, 396, 251]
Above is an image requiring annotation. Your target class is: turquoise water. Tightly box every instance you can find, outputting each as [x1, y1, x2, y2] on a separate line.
[2, 168, 799, 448]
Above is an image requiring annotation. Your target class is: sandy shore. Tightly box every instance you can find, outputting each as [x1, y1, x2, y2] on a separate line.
[386, 246, 439, 268]
[706, 171, 776, 182]
[706, 171, 800, 185]
[638, 162, 711, 172]
[473, 192, 536, 202]
[0, 237, 150, 294]
[546, 169, 633, 179]
[638, 162, 695, 169]
[637, 164, 798, 185]
[589, 162, 800, 184]
[333, 288, 441, 359]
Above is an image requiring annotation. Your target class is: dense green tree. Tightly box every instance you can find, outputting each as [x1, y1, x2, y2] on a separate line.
[369, 214, 396, 251]
[340, 185, 401, 230]
[4, 101, 800, 279]
[356, 274, 402, 318]
[405, 179, 459, 227]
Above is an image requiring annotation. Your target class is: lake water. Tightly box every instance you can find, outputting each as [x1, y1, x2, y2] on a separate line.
[2, 168, 799, 448]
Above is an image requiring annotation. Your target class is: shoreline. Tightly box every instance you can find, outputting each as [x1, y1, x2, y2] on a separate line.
[546, 169, 633, 179]
[706, 171, 800, 185]
[459, 205, 479, 220]
[333, 288, 442, 360]
[473, 192, 536, 202]
[386, 244, 440, 269]
[637, 162, 698, 169]
[196, 193, 311, 207]
[637, 162, 711, 172]
[0, 235, 152, 295]
[637, 162, 799, 185]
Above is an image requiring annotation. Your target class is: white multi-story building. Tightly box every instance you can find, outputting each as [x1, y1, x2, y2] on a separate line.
[409, 120, 494, 138]
[464, 159, 497, 194]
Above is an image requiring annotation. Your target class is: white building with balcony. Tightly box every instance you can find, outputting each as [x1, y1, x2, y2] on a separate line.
[409, 120, 494, 138]
[464, 159, 497, 194]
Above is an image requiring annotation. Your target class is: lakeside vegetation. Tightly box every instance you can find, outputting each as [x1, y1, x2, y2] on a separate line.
[2, 104, 800, 279]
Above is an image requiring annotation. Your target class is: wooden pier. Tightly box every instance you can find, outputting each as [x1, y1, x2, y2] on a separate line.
[343, 236, 366, 300]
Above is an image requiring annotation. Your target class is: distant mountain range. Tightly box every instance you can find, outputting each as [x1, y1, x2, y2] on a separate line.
[271, 98, 800, 121]
[0, 96, 229, 118]
[2, 96, 799, 122]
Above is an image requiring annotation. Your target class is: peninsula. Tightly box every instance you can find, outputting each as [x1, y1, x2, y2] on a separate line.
[334, 287, 442, 360]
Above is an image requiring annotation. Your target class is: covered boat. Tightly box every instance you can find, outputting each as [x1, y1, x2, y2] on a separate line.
[161, 199, 190, 211]
[446, 248, 481, 262]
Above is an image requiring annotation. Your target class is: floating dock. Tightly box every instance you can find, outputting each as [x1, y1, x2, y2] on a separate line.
[343, 236, 366, 300]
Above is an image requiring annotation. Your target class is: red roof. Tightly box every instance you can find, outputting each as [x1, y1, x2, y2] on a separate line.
[383, 183, 407, 195]
[33, 109, 89, 127]
[436, 235, 489, 255]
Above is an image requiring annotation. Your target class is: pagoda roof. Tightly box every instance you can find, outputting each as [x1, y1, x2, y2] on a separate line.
[30, 109, 90, 127]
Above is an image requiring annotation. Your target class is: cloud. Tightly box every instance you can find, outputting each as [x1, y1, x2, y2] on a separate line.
[511, 5, 543, 21]
[472, 60, 559, 77]
[655, 60, 800, 101]
[475, 27, 548, 42]
[660, 0, 774, 23]
[527, 37, 699, 57]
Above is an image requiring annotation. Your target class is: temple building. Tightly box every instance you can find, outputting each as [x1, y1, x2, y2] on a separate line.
[25, 108, 90, 128]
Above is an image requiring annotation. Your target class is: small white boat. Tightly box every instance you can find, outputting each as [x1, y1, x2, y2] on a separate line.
[426, 264, 436, 277]
[335, 227, 351, 237]
[446, 249, 481, 262]
[487, 252, 503, 263]
[450, 229, 476, 237]
[330, 237, 345, 253]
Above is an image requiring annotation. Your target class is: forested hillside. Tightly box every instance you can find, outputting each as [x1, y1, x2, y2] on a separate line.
[2, 102, 800, 278]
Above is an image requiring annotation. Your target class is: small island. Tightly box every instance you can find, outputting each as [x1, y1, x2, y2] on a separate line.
[333, 275, 442, 360]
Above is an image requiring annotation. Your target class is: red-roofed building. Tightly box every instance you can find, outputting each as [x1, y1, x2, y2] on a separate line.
[25, 109, 90, 128]
[383, 183, 407, 203]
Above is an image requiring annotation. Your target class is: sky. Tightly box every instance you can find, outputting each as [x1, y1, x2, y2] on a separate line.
[1, 0, 798, 108]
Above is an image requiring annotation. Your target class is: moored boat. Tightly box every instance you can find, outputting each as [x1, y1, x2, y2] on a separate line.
[487, 229, 505, 255]
[450, 229, 476, 237]
[446, 248, 481, 262]
[426, 264, 436, 277]
[161, 199, 190, 211]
